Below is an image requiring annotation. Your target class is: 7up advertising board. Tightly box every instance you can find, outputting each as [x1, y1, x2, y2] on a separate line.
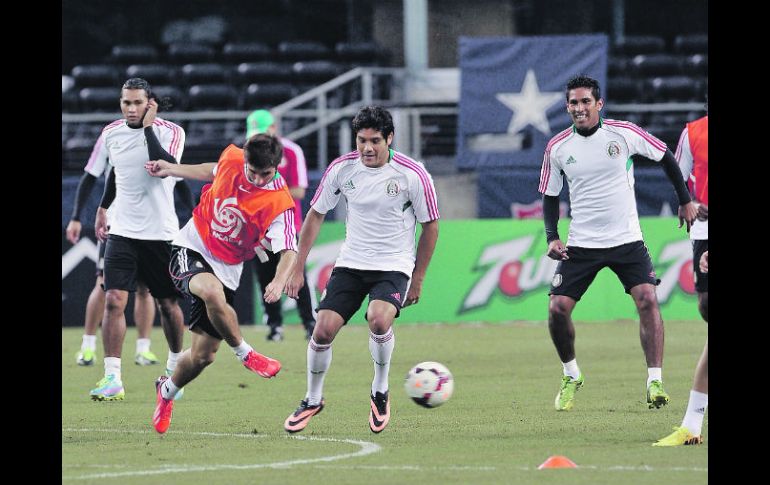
[260, 218, 700, 324]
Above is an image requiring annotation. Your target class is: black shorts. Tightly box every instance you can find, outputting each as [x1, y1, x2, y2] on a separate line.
[318, 267, 410, 323]
[549, 240, 659, 301]
[102, 234, 179, 299]
[169, 245, 234, 340]
[96, 240, 106, 277]
[692, 239, 708, 293]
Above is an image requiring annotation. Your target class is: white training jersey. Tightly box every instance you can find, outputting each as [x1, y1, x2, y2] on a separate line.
[311, 149, 440, 276]
[100, 117, 185, 240]
[173, 175, 296, 290]
[83, 131, 116, 219]
[675, 128, 708, 240]
[539, 119, 667, 248]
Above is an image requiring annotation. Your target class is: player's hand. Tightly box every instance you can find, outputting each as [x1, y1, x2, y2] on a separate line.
[66, 220, 82, 244]
[145, 160, 172, 178]
[95, 208, 109, 242]
[696, 203, 708, 221]
[403, 281, 422, 307]
[699, 250, 708, 274]
[263, 280, 284, 303]
[142, 99, 158, 128]
[678, 202, 698, 232]
[285, 268, 305, 300]
[547, 239, 569, 260]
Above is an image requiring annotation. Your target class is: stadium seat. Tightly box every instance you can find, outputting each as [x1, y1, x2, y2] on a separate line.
[646, 76, 701, 102]
[180, 63, 229, 86]
[125, 64, 175, 85]
[110, 45, 159, 65]
[235, 62, 294, 84]
[187, 84, 239, 110]
[682, 54, 708, 76]
[152, 85, 186, 111]
[334, 41, 382, 64]
[241, 83, 297, 108]
[278, 41, 331, 61]
[643, 124, 682, 149]
[607, 57, 627, 77]
[630, 54, 683, 77]
[167, 43, 216, 64]
[62, 90, 79, 112]
[611, 35, 665, 56]
[292, 61, 343, 83]
[605, 77, 643, 103]
[222, 42, 274, 63]
[673, 34, 708, 55]
[79, 87, 120, 112]
[71, 65, 120, 88]
[648, 112, 691, 127]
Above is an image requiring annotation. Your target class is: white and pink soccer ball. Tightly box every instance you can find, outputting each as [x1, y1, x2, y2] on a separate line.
[404, 361, 454, 408]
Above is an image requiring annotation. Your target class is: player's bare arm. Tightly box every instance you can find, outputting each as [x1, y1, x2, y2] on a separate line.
[404, 219, 439, 307]
[145, 161, 217, 181]
[264, 249, 297, 303]
[286, 208, 325, 299]
[547, 239, 569, 261]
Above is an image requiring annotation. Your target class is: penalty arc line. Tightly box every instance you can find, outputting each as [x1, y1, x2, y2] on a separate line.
[62, 428, 381, 480]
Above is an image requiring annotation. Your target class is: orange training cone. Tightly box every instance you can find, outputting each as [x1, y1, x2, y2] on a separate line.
[538, 455, 578, 469]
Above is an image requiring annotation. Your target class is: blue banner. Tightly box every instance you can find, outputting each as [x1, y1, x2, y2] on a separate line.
[457, 35, 608, 169]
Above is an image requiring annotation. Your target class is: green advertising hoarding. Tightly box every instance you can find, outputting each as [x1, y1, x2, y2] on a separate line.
[255, 217, 700, 324]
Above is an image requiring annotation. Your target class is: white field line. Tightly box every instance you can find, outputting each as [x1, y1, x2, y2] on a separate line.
[62, 428, 708, 478]
[62, 428, 380, 480]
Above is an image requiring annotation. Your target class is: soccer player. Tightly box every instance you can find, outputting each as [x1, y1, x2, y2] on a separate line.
[145, 133, 293, 434]
[283, 106, 440, 434]
[653, 113, 708, 446]
[246, 109, 316, 341]
[66, 141, 178, 367]
[538, 75, 698, 412]
[89, 78, 187, 401]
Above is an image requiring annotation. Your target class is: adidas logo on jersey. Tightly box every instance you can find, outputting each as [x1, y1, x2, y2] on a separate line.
[566, 156, 577, 165]
[343, 179, 356, 190]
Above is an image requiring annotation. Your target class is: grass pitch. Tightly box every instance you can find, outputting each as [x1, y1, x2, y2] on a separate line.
[62, 320, 707, 484]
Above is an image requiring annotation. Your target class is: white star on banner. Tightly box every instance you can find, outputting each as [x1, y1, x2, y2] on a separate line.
[495, 69, 563, 136]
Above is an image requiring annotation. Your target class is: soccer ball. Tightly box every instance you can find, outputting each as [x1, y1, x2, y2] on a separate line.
[404, 361, 454, 408]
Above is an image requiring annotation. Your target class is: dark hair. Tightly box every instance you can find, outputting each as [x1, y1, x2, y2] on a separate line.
[351, 105, 394, 139]
[243, 133, 283, 169]
[566, 75, 601, 102]
[121, 77, 172, 111]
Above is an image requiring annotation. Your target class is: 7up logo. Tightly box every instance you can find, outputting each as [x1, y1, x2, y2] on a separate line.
[461, 235, 558, 313]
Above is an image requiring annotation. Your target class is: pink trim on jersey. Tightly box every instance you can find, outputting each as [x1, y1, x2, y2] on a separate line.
[392, 153, 440, 220]
[604, 120, 666, 153]
[154, 119, 183, 159]
[283, 209, 297, 250]
[310, 151, 360, 206]
[539, 128, 572, 193]
[674, 128, 687, 161]
[85, 120, 123, 173]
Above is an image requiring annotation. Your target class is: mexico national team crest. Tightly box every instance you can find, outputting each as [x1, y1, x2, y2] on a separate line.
[606, 141, 621, 158]
[385, 179, 400, 197]
[551, 273, 562, 288]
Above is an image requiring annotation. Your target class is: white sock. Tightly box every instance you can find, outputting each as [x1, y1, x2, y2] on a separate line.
[306, 338, 332, 406]
[161, 378, 180, 400]
[136, 338, 150, 354]
[369, 328, 394, 395]
[166, 351, 181, 372]
[681, 390, 708, 436]
[562, 359, 580, 380]
[82, 334, 97, 351]
[647, 368, 662, 387]
[232, 340, 253, 360]
[104, 357, 121, 381]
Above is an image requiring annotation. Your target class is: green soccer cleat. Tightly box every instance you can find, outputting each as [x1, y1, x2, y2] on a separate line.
[165, 368, 184, 400]
[647, 380, 670, 409]
[135, 350, 160, 366]
[653, 426, 703, 446]
[90, 374, 125, 401]
[554, 374, 584, 411]
[76, 348, 95, 366]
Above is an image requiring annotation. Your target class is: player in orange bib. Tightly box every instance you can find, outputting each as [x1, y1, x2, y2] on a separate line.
[144, 134, 297, 434]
